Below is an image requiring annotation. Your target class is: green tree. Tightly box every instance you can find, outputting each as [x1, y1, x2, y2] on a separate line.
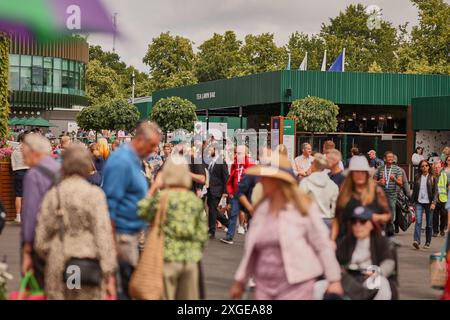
[150, 96, 197, 133]
[397, 0, 450, 74]
[320, 4, 399, 72]
[103, 99, 140, 131]
[122, 66, 154, 98]
[76, 105, 105, 132]
[89, 45, 153, 98]
[287, 96, 339, 133]
[195, 31, 243, 82]
[86, 59, 123, 105]
[89, 45, 127, 75]
[286, 32, 325, 71]
[368, 61, 383, 72]
[143, 32, 197, 90]
[235, 33, 285, 76]
[0, 34, 10, 139]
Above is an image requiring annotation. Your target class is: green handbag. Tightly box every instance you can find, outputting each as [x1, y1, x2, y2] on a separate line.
[9, 272, 47, 300]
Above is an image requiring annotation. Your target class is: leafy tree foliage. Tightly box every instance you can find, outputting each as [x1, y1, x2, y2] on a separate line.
[77, 99, 139, 132]
[195, 31, 243, 82]
[150, 96, 197, 133]
[85, 60, 123, 105]
[143, 32, 197, 90]
[287, 96, 339, 133]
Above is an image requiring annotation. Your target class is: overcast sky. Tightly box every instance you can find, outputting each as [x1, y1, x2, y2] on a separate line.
[88, 0, 423, 72]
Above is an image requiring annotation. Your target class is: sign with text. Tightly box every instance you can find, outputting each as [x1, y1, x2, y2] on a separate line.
[283, 119, 296, 161]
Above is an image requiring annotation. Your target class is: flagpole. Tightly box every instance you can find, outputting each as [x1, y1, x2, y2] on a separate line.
[342, 48, 346, 72]
[321, 50, 327, 71]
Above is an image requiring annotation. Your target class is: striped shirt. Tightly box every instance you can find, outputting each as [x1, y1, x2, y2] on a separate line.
[375, 164, 403, 199]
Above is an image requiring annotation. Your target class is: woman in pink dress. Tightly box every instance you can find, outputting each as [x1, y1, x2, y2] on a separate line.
[230, 153, 343, 300]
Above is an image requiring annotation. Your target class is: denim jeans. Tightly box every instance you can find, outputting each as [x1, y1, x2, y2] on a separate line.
[226, 197, 241, 240]
[413, 203, 433, 245]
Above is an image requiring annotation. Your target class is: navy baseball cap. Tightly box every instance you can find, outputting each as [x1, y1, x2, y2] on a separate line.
[351, 206, 373, 221]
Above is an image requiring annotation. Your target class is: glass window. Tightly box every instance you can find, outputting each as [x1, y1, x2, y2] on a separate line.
[10, 54, 20, 66]
[21, 55, 32, 67]
[9, 66, 20, 91]
[53, 69, 61, 93]
[54, 58, 62, 70]
[44, 57, 52, 69]
[32, 56, 43, 67]
[32, 66, 43, 86]
[62, 70, 70, 95]
[75, 73, 80, 90]
[62, 59, 68, 70]
[43, 68, 53, 89]
[69, 60, 74, 71]
[20, 67, 32, 91]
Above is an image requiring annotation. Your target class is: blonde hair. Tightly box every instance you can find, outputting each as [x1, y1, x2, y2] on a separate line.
[327, 148, 342, 162]
[162, 156, 192, 189]
[337, 172, 376, 210]
[279, 181, 311, 216]
[97, 138, 110, 160]
[275, 144, 288, 157]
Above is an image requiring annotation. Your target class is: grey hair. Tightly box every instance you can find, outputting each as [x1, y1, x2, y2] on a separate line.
[302, 142, 311, 150]
[23, 133, 52, 155]
[135, 121, 162, 141]
[62, 144, 93, 178]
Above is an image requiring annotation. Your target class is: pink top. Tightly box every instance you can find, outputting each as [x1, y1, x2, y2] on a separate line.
[235, 200, 341, 285]
[254, 213, 315, 298]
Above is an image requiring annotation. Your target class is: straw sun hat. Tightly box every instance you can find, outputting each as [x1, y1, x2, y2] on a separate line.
[246, 153, 297, 184]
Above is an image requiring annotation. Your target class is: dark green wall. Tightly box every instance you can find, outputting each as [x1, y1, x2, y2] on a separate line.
[135, 101, 152, 120]
[153, 72, 282, 110]
[281, 71, 450, 106]
[153, 71, 450, 109]
[412, 96, 450, 130]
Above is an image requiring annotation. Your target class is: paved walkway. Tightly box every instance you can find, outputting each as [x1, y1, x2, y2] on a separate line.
[0, 223, 447, 300]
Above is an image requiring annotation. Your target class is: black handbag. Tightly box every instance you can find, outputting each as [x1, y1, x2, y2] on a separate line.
[396, 191, 413, 232]
[56, 186, 103, 286]
[341, 270, 379, 300]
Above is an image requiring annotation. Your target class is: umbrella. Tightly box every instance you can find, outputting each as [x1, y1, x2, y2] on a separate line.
[22, 117, 36, 126]
[30, 117, 57, 127]
[8, 117, 19, 126]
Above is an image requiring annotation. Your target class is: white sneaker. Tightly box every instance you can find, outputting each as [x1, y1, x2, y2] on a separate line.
[14, 215, 21, 223]
[237, 225, 246, 235]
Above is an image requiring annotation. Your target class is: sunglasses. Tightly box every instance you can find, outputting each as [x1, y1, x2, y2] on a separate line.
[351, 218, 370, 225]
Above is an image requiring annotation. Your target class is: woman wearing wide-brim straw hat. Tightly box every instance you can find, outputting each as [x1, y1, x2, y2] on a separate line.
[230, 153, 343, 300]
[331, 156, 392, 243]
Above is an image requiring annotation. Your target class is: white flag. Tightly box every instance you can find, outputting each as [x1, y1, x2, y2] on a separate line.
[299, 52, 308, 71]
[321, 50, 327, 71]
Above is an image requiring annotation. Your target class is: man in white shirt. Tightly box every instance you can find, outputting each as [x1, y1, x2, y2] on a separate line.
[294, 142, 314, 179]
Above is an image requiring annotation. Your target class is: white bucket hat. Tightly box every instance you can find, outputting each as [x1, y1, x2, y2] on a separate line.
[344, 155, 375, 176]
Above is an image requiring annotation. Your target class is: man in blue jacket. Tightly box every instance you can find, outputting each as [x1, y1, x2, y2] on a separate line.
[102, 122, 161, 299]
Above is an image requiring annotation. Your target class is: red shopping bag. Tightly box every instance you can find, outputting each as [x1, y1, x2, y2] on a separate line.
[9, 272, 47, 300]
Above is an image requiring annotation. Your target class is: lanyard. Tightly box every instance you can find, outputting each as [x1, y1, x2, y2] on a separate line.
[384, 166, 393, 189]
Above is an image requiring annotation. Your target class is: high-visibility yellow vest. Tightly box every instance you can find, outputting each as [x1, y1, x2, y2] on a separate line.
[438, 171, 448, 203]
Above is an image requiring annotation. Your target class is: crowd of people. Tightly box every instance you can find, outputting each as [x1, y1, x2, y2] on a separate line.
[1, 122, 449, 300]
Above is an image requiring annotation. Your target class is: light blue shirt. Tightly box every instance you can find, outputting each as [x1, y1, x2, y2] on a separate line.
[102, 144, 148, 234]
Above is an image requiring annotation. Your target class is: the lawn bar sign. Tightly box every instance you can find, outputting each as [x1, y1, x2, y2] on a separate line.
[196, 92, 216, 100]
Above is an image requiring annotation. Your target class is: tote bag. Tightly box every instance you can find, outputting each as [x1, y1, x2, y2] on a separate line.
[128, 191, 169, 300]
